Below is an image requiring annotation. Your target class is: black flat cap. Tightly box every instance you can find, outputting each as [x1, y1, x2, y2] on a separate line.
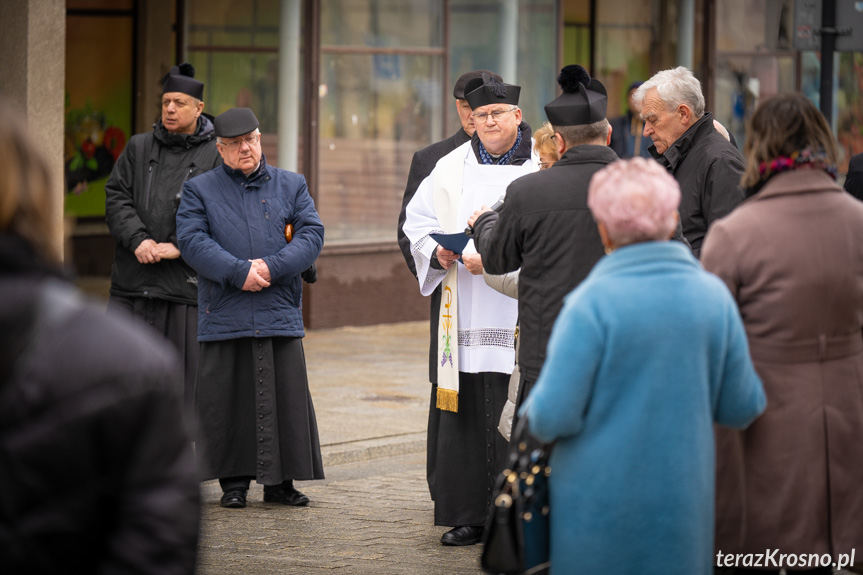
[544, 65, 607, 127]
[214, 108, 259, 138]
[453, 70, 503, 100]
[464, 73, 521, 109]
[162, 63, 204, 100]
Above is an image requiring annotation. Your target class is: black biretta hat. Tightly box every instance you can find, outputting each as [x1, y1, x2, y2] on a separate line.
[544, 65, 608, 126]
[214, 108, 259, 138]
[162, 63, 204, 100]
[453, 70, 503, 100]
[464, 73, 521, 109]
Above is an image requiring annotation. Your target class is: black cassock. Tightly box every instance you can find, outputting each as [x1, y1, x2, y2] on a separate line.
[195, 336, 324, 485]
[432, 372, 509, 527]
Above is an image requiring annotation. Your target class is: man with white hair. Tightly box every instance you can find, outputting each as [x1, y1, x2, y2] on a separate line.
[634, 66, 745, 257]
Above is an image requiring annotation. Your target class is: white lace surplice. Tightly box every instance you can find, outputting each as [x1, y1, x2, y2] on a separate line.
[403, 141, 533, 375]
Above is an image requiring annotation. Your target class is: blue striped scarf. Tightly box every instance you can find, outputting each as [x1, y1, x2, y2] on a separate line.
[478, 128, 523, 165]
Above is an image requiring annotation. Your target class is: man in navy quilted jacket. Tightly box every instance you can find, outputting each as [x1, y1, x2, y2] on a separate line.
[176, 107, 325, 509]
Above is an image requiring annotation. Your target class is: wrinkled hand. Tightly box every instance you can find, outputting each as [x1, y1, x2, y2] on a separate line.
[250, 259, 271, 282]
[467, 206, 492, 228]
[155, 242, 181, 260]
[134, 239, 160, 264]
[242, 263, 271, 291]
[436, 246, 459, 270]
[462, 253, 483, 275]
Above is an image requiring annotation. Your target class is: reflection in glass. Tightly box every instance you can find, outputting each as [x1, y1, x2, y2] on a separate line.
[595, 0, 661, 119]
[317, 54, 444, 242]
[716, 0, 793, 53]
[321, 0, 442, 47]
[715, 55, 796, 149]
[449, 0, 557, 136]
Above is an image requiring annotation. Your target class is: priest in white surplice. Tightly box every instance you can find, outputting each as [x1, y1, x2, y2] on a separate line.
[403, 73, 538, 546]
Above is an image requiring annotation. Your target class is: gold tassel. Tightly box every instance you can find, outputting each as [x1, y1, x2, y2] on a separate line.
[436, 387, 459, 413]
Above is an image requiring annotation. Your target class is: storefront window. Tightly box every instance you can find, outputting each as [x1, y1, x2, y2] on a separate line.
[317, 52, 444, 242]
[317, 1, 446, 243]
[595, 0, 679, 119]
[801, 51, 863, 173]
[64, 4, 134, 217]
[450, 0, 557, 134]
[187, 0, 287, 167]
[714, 0, 797, 147]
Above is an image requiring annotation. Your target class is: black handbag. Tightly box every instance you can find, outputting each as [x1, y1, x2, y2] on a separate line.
[481, 415, 551, 575]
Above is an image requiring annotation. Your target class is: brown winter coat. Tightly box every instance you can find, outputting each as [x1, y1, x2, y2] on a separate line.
[701, 169, 863, 559]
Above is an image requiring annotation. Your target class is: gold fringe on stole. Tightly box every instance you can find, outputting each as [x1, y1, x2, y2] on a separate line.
[436, 387, 459, 413]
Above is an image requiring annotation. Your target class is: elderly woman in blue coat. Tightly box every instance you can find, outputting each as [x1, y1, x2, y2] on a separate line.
[521, 157, 766, 575]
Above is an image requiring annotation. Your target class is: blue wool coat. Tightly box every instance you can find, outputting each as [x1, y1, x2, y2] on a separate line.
[523, 241, 765, 575]
[176, 158, 323, 341]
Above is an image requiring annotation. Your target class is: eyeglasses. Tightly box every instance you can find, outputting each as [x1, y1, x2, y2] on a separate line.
[219, 133, 260, 149]
[471, 107, 518, 123]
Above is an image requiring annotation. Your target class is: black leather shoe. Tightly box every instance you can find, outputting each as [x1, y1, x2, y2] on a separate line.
[220, 488, 247, 509]
[440, 526, 484, 546]
[263, 483, 310, 506]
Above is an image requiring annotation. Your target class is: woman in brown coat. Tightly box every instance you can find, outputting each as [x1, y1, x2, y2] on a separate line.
[702, 93, 863, 575]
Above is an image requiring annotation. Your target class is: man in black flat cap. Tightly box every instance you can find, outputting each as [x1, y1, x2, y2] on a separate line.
[105, 63, 221, 423]
[176, 107, 325, 509]
[396, 69, 503, 505]
[469, 65, 618, 417]
[403, 73, 537, 546]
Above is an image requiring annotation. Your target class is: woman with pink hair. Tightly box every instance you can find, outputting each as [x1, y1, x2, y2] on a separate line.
[521, 157, 766, 575]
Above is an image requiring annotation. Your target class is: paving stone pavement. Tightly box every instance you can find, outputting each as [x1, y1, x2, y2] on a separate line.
[196, 453, 484, 575]
[195, 321, 485, 575]
[185, 319, 860, 575]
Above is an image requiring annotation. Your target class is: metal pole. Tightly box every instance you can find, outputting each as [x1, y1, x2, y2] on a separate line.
[500, 0, 518, 82]
[819, 0, 836, 122]
[279, 0, 301, 172]
[677, 0, 694, 70]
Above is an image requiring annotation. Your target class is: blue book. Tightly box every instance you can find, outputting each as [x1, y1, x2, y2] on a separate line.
[431, 232, 471, 254]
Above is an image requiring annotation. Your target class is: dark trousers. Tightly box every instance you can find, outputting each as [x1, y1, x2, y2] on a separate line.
[219, 476, 294, 493]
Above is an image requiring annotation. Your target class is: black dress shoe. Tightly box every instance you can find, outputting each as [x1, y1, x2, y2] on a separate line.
[440, 526, 484, 546]
[220, 488, 247, 509]
[263, 483, 310, 506]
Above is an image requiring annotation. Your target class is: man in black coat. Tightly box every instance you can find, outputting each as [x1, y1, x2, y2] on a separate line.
[469, 65, 617, 421]
[633, 66, 745, 257]
[396, 69, 502, 501]
[105, 64, 221, 417]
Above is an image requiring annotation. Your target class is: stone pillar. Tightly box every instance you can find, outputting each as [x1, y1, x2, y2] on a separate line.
[0, 0, 67, 261]
[136, 0, 175, 134]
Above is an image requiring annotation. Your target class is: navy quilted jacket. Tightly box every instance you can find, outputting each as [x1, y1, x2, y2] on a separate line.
[176, 157, 323, 341]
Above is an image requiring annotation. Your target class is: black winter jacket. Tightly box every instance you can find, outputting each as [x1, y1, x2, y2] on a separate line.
[0, 236, 199, 575]
[651, 112, 745, 257]
[105, 117, 221, 304]
[472, 144, 619, 381]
